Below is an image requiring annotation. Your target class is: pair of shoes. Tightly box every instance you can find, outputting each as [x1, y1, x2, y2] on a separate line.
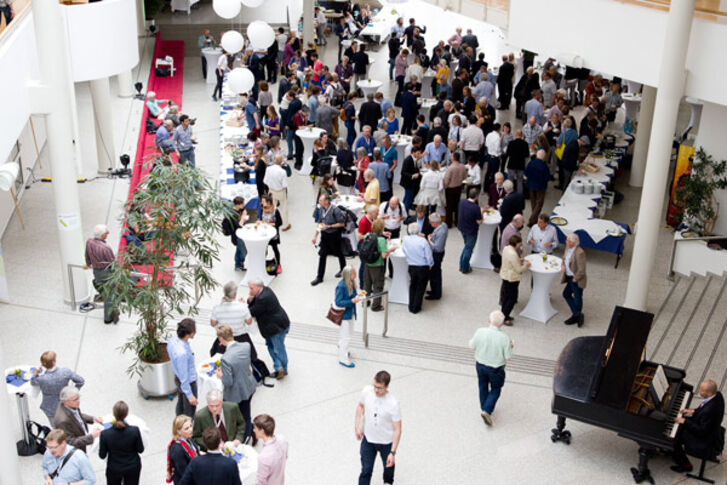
[462, 268, 473, 274]
[670, 464, 692, 473]
[104, 320, 113, 325]
[481, 411, 493, 426]
[577, 314, 585, 328]
[275, 369, 285, 380]
[371, 306, 384, 312]
[310, 278, 323, 286]
[564, 315, 578, 325]
[212, 95, 217, 102]
[281, 224, 291, 231]
[424, 295, 440, 300]
[334, 270, 343, 278]
[503, 317, 514, 326]
[493, 268, 500, 273]
[235, 265, 246, 272]
[339, 361, 355, 368]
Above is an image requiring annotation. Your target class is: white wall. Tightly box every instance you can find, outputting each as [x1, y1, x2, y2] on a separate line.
[508, 0, 727, 107]
[694, 101, 727, 236]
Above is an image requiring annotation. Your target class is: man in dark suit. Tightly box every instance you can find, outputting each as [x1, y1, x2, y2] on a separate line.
[181, 427, 241, 485]
[53, 386, 102, 453]
[247, 280, 291, 379]
[671, 380, 725, 474]
[400, 83, 419, 135]
[496, 55, 514, 110]
[400, 147, 424, 212]
[358, 93, 382, 133]
[404, 18, 426, 48]
[192, 390, 246, 451]
[461, 29, 479, 52]
[498, 179, 525, 232]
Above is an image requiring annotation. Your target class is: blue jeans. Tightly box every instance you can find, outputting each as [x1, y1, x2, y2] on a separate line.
[359, 437, 394, 485]
[459, 233, 477, 272]
[285, 127, 295, 159]
[476, 362, 505, 414]
[178, 148, 196, 168]
[563, 276, 583, 316]
[265, 327, 289, 373]
[403, 188, 416, 213]
[388, 58, 395, 80]
[235, 238, 247, 269]
[346, 120, 356, 148]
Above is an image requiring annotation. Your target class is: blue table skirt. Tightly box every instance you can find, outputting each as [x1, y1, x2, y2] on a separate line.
[554, 222, 631, 256]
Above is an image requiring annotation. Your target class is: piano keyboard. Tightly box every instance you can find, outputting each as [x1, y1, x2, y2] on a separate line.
[665, 390, 691, 438]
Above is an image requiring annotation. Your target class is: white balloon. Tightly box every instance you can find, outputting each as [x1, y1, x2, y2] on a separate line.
[212, 0, 240, 19]
[241, 0, 264, 7]
[247, 20, 275, 50]
[227, 68, 255, 94]
[0, 162, 19, 192]
[221, 30, 244, 54]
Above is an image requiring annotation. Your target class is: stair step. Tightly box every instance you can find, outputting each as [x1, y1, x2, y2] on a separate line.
[647, 275, 701, 361]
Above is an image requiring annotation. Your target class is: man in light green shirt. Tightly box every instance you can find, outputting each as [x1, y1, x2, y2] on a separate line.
[198, 29, 216, 79]
[469, 310, 513, 426]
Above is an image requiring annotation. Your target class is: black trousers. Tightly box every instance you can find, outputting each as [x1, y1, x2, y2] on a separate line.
[317, 231, 346, 279]
[428, 251, 445, 298]
[238, 395, 253, 440]
[214, 70, 224, 99]
[497, 81, 512, 109]
[444, 186, 463, 227]
[106, 466, 141, 485]
[408, 265, 429, 313]
[210, 333, 259, 362]
[294, 135, 304, 169]
[175, 379, 198, 418]
[201, 55, 207, 79]
[500, 280, 520, 319]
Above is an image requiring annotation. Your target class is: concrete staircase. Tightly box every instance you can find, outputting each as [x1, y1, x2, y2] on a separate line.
[646, 273, 727, 393]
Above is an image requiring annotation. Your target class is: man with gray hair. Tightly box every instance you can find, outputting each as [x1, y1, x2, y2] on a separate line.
[83, 224, 118, 324]
[247, 279, 290, 379]
[362, 168, 380, 210]
[210, 281, 257, 359]
[155, 119, 175, 153]
[561, 233, 587, 327]
[469, 310, 513, 425]
[402, 222, 434, 313]
[426, 213, 448, 300]
[192, 389, 246, 450]
[53, 386, 102, 452]
[498, 179, 525, 232]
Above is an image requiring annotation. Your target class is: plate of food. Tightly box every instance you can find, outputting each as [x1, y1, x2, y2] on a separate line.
[681, 231, 699, 239]
[551, 217, 568, 226]
[606, 228, 625, 236]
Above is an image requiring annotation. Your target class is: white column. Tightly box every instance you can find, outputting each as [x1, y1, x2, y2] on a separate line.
[302, 0, 314, 46]
[89, 77, 117, 173]
[31, 0, 89, 303]
[136, 0, 146, 37]
[629, 84, 656, 187]
[117, 70, 134, 98]
[624, 0, 695, 311]
[0, 394, 21, 485]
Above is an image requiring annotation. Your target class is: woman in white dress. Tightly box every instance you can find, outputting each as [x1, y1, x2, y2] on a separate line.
[414, 160, 444, 215]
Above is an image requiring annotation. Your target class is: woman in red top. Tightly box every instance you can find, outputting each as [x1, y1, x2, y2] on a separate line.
[355, 146, 370, 193]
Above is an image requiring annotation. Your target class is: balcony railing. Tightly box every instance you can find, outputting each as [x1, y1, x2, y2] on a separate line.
[615, 0, 727, 23]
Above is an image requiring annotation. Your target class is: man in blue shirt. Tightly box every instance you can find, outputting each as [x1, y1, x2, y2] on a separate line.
[155, 120, 175, 153]
[402, 222, 434, 314]
[172, 114, 197, 168]
[354, 126, 376, 157]
[457, 188, 483, 274]
[368, 148, 392, 202]
[423, 135, 448, 164]
[243, 96, 261, 134]
[167, 318, 198, 417]
[376, 92, 393, 116]
[42, 429, 96, 485]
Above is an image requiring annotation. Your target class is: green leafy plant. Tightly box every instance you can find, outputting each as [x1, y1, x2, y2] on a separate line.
[674, 147, 727, 236]
[103, 158, 234, 376]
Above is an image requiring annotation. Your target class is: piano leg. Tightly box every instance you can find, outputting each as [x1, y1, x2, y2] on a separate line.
[629, 447, 654, 484]
[550, 415, 572, 444]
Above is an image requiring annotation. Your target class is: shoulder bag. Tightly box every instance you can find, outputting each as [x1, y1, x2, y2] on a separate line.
[326, 305, 345, 326]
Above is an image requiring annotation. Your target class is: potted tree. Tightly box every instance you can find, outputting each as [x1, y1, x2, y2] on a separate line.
[674, 147, 727, 236]
[103, 157, 233, 398]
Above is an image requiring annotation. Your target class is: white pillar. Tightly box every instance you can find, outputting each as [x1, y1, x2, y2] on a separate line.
[0, 393, 22, 485]
[624, 0, 695, 311]
[31, 0, 89, 303]
[302, 0, 314, 46]
[117, 70, 134, 98]
[89, 78, 117, 173]
[629, 84, 656, 188]
[136, 0, 146, 37]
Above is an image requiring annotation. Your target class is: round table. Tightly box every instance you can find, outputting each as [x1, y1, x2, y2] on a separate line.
[421, 70, 436, 99]
[5, 365, 40, 450]
[296, 127, 325, 176]
[203, 47, 223, 85]
[391, 135, 412, 184]
[419, 98, 437, 118]
[90, 414, 151, 453]
[519, 254, 562, 323]
[224, 442, 259, 482]
[470, 210, 502, 269]
[357, 79, 383, 98]
[196, 357, 224, 408]
[332, 195, 365, 252]
[237, 224, 277, 286]
[387, 243, 409, 305]
[621, 93, 641, 123]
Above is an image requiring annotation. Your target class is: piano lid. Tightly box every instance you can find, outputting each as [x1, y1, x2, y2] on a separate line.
[553, 336, 604, 402]
[589, 306, 653, 409]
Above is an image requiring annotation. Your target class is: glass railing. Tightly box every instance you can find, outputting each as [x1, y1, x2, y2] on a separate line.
[0, 0, 31, 39]
[614, 0, 727, 22]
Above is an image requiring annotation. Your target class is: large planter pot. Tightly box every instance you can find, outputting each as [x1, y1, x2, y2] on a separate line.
[137, 343, 177, 399]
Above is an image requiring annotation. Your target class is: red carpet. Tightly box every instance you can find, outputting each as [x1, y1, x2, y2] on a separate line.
[119, 33, 185, 266]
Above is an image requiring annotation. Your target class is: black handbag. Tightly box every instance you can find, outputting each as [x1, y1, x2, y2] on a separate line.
[336, 169, 356, 187]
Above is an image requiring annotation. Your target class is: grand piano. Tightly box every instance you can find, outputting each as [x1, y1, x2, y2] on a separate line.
[551, 306, 693, 484]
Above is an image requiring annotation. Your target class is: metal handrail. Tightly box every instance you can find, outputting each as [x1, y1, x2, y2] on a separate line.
[668, 234, 727, 279]
[360, 291, 389, 348]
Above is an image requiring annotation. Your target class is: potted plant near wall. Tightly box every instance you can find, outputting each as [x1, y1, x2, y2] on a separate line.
[674, 147, 727, 237]
[102, 157, 233, 398]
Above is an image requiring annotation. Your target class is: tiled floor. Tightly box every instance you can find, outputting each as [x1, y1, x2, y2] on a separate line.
[2, 7, 725, 485]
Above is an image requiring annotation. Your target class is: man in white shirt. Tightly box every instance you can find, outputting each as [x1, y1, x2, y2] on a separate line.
[484, 123, 502, 189]
[378, 196, 406, 239]
[314, 7, 328, 46]
[264, 154, 291, 231]
[527, 214, 558, 254]
[355, 371, 402, 485]
[210, 281, 257, 359]
[461, 117, 484, 164]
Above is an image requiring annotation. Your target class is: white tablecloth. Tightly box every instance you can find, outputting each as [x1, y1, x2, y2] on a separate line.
[332, 196, 365, 252]
[237, 225, 276, 286]
[391, 135, 412, 184]
[296, 127, 326, 176]
[89, 414, 150, 454]
[621, 93, 641, 122]
[170, 0, 199, 14]
[421, 70, 436, 99]
[224, 443, 259, 483]
[203, 47, 222, 84]
[359, 8, 395, 43]
[196, 356, 224, 408]
[519, 254, 561, 324]
[4, 365, 40, 397]
[387, 244, 409, 305]
[358, 80, 383, 99]
[470, 211, 501, 269]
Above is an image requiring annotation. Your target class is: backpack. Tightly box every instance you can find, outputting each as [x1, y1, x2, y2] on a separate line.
[330, 84, 346, 107]
[251, 358, 274, 388]
[339, 206, 358, 233]
[340, 101, 352, 122]
[359, 233, 380, 264]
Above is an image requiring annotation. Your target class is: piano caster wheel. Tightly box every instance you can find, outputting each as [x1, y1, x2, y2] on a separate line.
[550, 428, 571, 445]
[630, 467, 654, 484]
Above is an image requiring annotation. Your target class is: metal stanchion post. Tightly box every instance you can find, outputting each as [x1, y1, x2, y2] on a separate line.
[362, 298, 369, 348]
[15, 393, 30, 446]
[383, 293, 389, 338]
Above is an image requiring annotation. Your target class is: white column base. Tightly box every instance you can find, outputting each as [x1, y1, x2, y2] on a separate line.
[117, 70, 134, 98]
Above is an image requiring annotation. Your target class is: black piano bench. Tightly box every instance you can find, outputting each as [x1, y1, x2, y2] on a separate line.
[685, 456, 719, 484]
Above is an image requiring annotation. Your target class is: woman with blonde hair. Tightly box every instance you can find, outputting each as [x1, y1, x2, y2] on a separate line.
[166, 415, 199, 484]
[334, 265, 363, 368]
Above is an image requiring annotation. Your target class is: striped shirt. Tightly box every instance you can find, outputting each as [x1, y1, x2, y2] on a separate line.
[84, 238, 115, 269]
[211, 301, 251, 336]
